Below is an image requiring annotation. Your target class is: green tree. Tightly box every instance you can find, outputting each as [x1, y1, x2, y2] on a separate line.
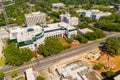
[103, 37, 120, 56]
[36, 76, 45, 80]
[93, 63, 103, 70]
[38, 37, 65, 57]
[103, 37, 120, 69]
[83, 17, 93, 23]
[11, 70, 18, 78]
[3, 43, 23, 66]
[20, 48, 33, 62]
[0, 72, 5, 78]
[3, 43, 33, 66]
[105, 70, 116, 77]
[66, 38, 74, 43]
[75, 34, 88, 43]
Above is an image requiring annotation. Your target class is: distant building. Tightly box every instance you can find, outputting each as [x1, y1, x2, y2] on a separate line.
[25, 12, 46, 26]
[0, 0, 13, 2]
[82, 10, 93, 18]
[10, 22, 77, 50]
[92, 12, 111, 20]
[78, 28, 93, 35]
[109, 5, 114, 8]
[75, 9, 86, 13]
[52, 3, 65, 8]
[118, 6, 120, 11]
[81, 10, 111, 20]
[25, 68, 35, 80]
[59, 14, 79, 25]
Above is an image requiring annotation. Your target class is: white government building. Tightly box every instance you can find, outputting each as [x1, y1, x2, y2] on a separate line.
[10, 22, 77, 50]
[76, 9, 111, 20]
[59, 14, 79, 25]
[25, 12, 46, 26]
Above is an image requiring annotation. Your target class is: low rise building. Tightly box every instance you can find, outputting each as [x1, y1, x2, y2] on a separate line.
[25, 12, 46, 26]
[0, 0, 13, 2]
[81, 9, 111, 20]
[92, 12, 111, 20]
[10, 22, 77, 50]
[52, 3, 65, 8]
[25, 68, 35, 80]
[59, 14, 79, 25]
[78, 28, 93, 35]
[56, 60, 101, 80]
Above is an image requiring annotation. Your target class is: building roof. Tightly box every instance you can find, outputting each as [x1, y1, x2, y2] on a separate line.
[10, 22, 76, 43]
[52, 3, 65, 7]
[76, 9, 100, 13]
[25, 12, 46, 17]
[78, 28, 93, 34]
[57, 61, 101, 80]
[26, 68, 35, 80]
[10, 26, 43, 42]
[44, 22, 76, 31]
[114, 74, 120, 80]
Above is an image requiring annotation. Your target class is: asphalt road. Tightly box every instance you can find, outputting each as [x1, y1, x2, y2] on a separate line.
[1, 33, 120, 78]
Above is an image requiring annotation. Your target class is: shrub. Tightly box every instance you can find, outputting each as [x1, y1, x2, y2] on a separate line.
[93, 63, 103, 70]
[105, 70, 116, 77]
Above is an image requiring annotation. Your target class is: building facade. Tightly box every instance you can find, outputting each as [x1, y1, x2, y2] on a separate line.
[25, 12, 46, 26]
[81, 10, 111, 20]
[59, 14, 79, 25]
[10, 22, 77, 50]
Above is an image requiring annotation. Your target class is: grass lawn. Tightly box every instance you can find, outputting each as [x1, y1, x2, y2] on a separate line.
[0, 58, 5, 67]
[58, 38, 69, 46]
[58, 38, 80, 47]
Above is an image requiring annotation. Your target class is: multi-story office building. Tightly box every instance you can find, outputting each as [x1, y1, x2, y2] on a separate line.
[59, 14, 79, 25]
[10, 22, 77, 50]
[25, 12, 46, 26]
[92, 12, 111, 20]
[81, 10, 111, 20]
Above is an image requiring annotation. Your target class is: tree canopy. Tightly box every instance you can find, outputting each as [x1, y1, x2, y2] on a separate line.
[96, 14, 120, 32]
[0, 72, 5, 78]
[11, 70, 18, 78]
[105, 70, 116, 77]
[103, 37, 120, 56]
[75, 34, 88, 43]
[78, 23, 105, 40]
[3, 43, 33, 66]
[38, 37, 65, 57]
[36, 76, 45, 80]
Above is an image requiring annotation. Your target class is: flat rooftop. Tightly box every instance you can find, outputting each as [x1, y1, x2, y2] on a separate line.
[56, 60, 101, 80]
[25, 12, 46, 17]
[26, 68, 35, 80]
[44, 22, 76, 31]
[10, 26, 42, 42]
[78, 28, 93, 34]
